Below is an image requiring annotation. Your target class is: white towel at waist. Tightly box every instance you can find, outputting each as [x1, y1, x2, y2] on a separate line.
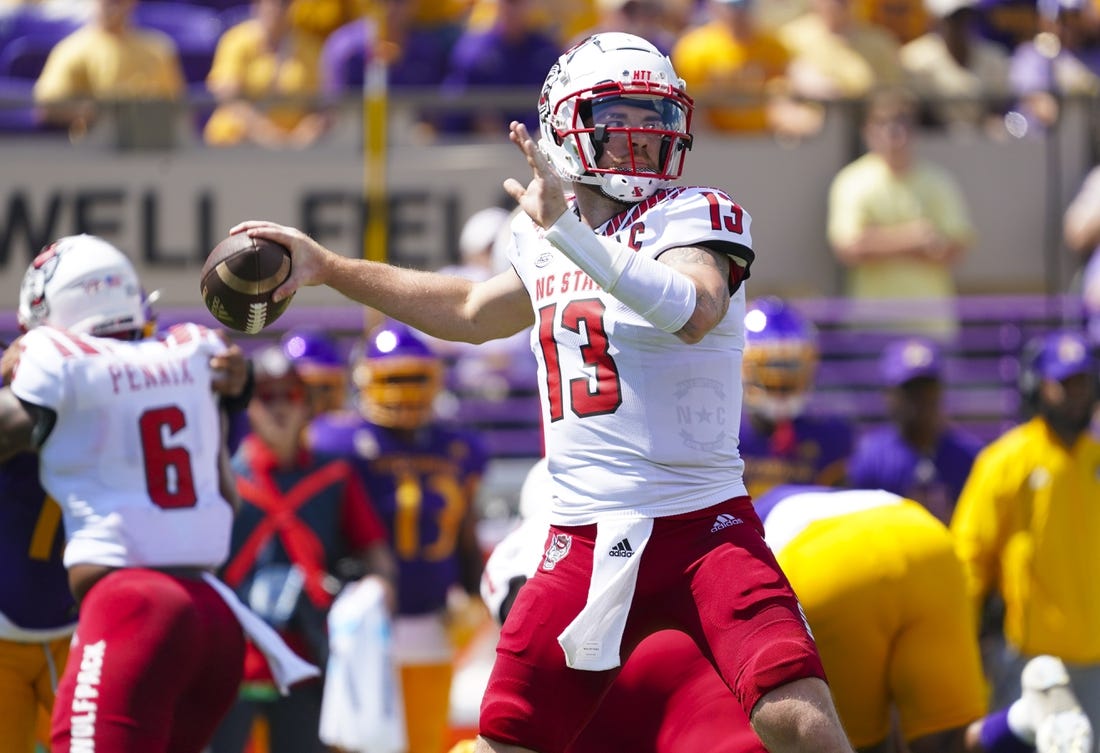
[202, 572, 321, 695]
[557, 516, 653, 671]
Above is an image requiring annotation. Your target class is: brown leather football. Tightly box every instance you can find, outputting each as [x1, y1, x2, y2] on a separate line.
[200, 234, 294, 334]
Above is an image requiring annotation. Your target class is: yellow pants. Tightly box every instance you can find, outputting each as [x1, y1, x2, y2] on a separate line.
[0, 635, 70, 753]
[777, 500, 987, 746]
[401, 663, 454, 753]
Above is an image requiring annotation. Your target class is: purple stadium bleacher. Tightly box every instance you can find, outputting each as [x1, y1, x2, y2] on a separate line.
[176, 38, 217, 85]
[0, 75, 38, 132]
[801, 295, 1087, 442]
[217, 5, 253, 33]
[0, 34, 59, 81]
[176, 0, 252, 10]
[0, 8, 79, 53]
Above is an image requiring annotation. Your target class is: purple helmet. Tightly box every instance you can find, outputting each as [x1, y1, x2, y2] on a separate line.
[280, 328, 348, 414]
[743, 298, 819, 421]
[351, 321, 442, 429]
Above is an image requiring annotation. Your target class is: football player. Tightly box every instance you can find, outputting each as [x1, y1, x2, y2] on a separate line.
[280, 328, 349, 417]
[0, 235, 313, 753]
[233, 32, 853, 753]
[308, 321, 488, 753]
[466, 472, 1091, 753]
[739, 297, 854, 497]
[757, 484, 1092, 753]
[0, 444, 74, 753]
[0, 259, 250, 753]
[463, 457, 766, 753]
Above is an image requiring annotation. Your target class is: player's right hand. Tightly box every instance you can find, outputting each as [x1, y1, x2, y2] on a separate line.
[503, 121, 568, 230]
[229, 221, 330, 302]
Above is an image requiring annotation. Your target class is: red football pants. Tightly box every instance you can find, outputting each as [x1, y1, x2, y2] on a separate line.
[51, 569, 245, 753]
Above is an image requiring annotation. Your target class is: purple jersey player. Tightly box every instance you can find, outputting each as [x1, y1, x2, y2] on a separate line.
[739, 298, 853, 498]
[307, 321, 487, 753]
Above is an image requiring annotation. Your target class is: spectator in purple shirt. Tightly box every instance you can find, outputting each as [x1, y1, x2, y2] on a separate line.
[1008, 0, 1100, 135]
[846, 336, 983, 524]
[438, 0, 562, 135]
[319, 1, 457, 97]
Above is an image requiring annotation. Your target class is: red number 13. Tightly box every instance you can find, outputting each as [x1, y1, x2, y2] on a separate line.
[537, 299, 623, 421]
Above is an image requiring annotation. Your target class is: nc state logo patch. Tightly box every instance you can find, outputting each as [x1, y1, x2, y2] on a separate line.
[542, 533, 572, 571]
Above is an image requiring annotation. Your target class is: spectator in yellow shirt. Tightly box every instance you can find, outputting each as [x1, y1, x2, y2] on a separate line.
[672, 0, 795, 134]
[779, 0, 905, 100]
[827, 87, 974, 337]
[204, 0, 329, 148]
[900, 0, 1012, 134]
[951, 330, 1100, 735]
[853, 0, 929, 44]
[32, 0, 184, 134]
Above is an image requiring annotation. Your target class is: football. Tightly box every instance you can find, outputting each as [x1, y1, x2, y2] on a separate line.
[200, 234, 294, 334]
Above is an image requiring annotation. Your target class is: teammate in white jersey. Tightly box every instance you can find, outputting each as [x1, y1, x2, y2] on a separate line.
[232, 32, 852, 753]
[0, 235, 316, 753]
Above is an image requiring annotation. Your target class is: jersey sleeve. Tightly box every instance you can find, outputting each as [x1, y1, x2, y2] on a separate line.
[845, 432, 882, 489]
[638, 187, 755, 290]
[163, 322, 228, 357]
[826, 165, 867, 248]
[9, 329, 67, 413]
[652, 187, 753, 264]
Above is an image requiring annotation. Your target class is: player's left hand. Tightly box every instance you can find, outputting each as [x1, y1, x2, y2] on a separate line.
[210, 334, 249, 398]
[503, 121, 568, 229]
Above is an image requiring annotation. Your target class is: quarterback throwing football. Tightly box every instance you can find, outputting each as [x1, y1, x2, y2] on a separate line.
[234, 33, 853, 753]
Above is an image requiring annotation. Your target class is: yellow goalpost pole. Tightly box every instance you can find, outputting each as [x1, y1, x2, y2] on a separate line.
[362, 7, 388, 333]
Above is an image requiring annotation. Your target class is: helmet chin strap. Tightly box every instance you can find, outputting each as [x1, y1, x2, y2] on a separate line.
[597, 180, 638, 206]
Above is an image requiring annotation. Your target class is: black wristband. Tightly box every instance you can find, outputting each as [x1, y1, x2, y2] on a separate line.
[219, 360, 255, 415]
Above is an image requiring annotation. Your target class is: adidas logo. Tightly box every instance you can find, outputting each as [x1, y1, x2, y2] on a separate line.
[609, 538, 634, 557]
[711, 513, 743, 532]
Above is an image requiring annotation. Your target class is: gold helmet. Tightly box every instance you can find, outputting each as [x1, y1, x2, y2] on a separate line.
[281, 328, 349, 415]
[351, 321, 442, 429]
[743, 297, 819, 422]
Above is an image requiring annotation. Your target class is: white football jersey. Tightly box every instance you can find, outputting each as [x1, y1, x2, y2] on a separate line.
[11, 324, 234, 569]
[507, 186, 754, 524]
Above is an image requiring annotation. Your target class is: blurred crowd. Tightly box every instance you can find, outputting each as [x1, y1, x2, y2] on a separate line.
[3, 0, 1100, 143]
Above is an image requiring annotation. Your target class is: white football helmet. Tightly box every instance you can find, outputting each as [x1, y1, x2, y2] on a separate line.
[18, 234, 146, 338]
[538, 33, 694, 204]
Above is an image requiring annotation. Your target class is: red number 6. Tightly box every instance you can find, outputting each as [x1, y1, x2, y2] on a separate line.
[139, 406, 198, 509]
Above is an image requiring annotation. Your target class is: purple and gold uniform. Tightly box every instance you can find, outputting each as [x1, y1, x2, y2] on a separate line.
[755, 485, 987, 748]
[739, 414, 853, 498]
[309, 322, 488, 753]
[740, 298, 853, 497]
[0, 452, 75, 753]
[309, 415, 487, 616]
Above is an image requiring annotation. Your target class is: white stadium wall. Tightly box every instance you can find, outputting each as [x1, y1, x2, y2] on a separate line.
[0, 100, 1091, 308]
